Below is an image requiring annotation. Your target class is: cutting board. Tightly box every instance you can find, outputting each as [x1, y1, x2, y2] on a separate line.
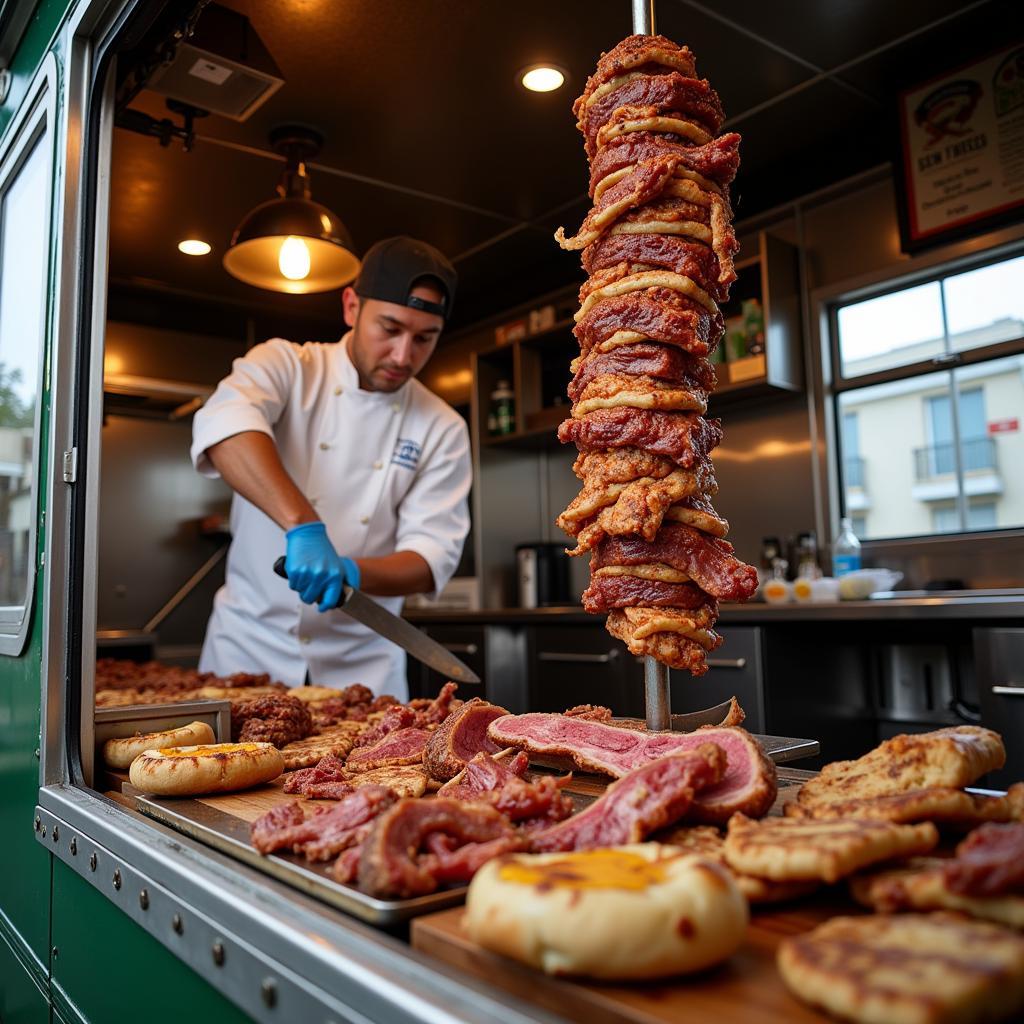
[412, 900, 848, 1024]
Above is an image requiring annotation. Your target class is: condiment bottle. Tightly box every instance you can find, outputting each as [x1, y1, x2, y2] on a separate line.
[488, 380, 515, 436]
[833, 517, 862, 577]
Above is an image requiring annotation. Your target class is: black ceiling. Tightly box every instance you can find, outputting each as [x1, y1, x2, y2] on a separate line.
[107, 0, 1019, 337]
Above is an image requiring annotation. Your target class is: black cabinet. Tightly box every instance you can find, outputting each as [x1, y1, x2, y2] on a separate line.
[975, 627, 1024, 789]
[527, 624, 642, 716]
[408, 624, 487, 701]
[659, 626, 765, 732]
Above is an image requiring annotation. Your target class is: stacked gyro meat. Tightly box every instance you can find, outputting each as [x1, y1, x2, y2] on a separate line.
[555, 33, 758, 675]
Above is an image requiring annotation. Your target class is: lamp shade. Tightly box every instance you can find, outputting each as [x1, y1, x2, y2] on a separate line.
[223, 196, 360, 294]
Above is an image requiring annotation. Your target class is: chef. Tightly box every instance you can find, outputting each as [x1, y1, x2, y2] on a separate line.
[191, 236, 471, 699]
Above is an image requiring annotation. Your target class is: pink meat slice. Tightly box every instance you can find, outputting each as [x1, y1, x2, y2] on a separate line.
[488, 715, 776, 823]
[345, 727, 429, 769]
[529, 745, 725, 852]
[423, 698, 509, 782]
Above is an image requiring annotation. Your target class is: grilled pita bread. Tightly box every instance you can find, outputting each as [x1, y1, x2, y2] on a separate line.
[779, 913, 1024, 1024]
[280, 723, 365, 771]
[795, 727, 1005, 812]
[724, 814, 938, 884]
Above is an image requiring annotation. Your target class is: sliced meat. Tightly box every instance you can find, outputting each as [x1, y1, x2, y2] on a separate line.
[345, 727, 429, 771]
[423, 698, 509, 782]
[282, 753, 348, 793]
[530, 746, 724, 852]
[582, 574, 715, 613]
[353, 704, 417, 748]
[590, 522, 759, 602]
[568, 342, 716, 404]
[357, 798, 525, 899]
[439, 752, 574, 825]
[558, 408, 722, 468]
[249, 787, 396, 860]
[943, 823, 1024, 897]
[488, 715, 776, 823]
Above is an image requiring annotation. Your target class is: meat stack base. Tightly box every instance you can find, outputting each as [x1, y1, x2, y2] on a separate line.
[555, 33, 759, 676]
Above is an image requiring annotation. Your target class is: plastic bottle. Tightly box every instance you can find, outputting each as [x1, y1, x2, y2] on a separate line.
[833, 517, 862, 577]
[488, 380, 515, 436]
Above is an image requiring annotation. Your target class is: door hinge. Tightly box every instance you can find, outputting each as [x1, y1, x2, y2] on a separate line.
[62, 448, 78, 483]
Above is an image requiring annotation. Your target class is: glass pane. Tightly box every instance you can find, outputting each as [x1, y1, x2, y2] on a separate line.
[945, 255, 1024, 352]
[0, 135, 47, 608]
[835, 372, 954, 540]
[837, 281, 945, 378]
[955, 355, 1024, 533]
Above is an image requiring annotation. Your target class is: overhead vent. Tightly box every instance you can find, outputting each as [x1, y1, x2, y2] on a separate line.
[145, 3, 283, 122]
[104, 374, 211, 420]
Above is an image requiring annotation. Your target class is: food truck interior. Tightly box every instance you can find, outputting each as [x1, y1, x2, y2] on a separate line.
[94, 0, 1024, 774]
[2, 1, 1022, 1020]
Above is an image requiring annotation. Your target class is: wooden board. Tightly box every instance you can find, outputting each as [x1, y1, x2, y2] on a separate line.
[412, 900, 849, 1024]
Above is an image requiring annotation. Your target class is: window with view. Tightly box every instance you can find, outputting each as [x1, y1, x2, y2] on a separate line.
[832, 252, 1024, 541]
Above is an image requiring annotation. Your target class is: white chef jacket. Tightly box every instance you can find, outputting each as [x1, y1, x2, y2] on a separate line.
[190, 333, 471, 699]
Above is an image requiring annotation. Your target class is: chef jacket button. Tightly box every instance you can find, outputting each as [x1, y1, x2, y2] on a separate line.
[360, 515, 369, 524]
[372, 460, 383, 470]
[319, 442, 330, 451]
[391, 402, 400, 412]
[300, 636, 311, 645]
[334, 386, 343, 396]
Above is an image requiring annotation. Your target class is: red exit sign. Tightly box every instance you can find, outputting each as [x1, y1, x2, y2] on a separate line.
[989, 418, 1019, 434]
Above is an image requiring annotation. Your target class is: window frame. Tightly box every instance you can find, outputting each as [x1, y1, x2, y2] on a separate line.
[811, 223, 1024, 553]
[0, 58, 54, 655]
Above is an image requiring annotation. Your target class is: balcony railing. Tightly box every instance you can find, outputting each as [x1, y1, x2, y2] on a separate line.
[913, 436, 997, 481]
[844, 455, 866, 489]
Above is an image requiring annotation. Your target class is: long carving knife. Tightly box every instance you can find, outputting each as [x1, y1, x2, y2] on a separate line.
[272, 557, 480, 684]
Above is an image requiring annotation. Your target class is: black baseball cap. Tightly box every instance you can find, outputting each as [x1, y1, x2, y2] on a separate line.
[353, 236, 457, 320]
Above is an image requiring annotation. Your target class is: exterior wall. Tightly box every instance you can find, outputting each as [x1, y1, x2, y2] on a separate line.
[840, 357, 1024, 538]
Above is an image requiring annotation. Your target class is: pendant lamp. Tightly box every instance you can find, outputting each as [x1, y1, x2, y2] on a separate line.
[223, 126, 360, 294]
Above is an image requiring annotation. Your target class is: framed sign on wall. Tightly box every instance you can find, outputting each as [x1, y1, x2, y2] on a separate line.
[898, 42, 1024, 252]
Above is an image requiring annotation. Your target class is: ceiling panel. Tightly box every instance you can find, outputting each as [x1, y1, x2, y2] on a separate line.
[699, 0, 990, 73]
[108, 0, 1011, 337]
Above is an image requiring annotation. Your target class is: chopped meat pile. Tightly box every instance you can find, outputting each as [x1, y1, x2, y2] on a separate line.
[423, 698, 510, 781]
[231, 694, 313, 748]
[553, 32, 756, 673]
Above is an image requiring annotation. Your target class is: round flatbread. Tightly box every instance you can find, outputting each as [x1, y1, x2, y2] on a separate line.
[128, 742, 284, 796]
[465, 844, 747, 979]
[102, 721, 215, 770]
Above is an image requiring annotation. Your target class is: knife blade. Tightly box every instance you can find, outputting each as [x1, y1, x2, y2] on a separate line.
[273, 557, 480, 684]
[669, 698, 738, 731]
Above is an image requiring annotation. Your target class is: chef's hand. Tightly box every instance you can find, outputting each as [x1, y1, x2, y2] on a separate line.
[284, 522, 361, 612]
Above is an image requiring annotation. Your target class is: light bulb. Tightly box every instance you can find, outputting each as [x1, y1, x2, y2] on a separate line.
[279, 236, 311, 280]
[178, 238, 211, 256]
[520, 65, 565, 92]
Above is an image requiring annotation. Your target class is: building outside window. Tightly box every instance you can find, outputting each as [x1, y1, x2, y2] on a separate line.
[832, 252, 1024, 541]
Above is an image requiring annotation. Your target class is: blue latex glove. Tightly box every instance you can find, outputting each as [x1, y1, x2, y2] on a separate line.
[284, 522, 361, 613]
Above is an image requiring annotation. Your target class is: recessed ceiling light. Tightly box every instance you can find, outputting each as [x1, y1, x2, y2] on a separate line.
[178, 239, 212, 256]
[520, 65, 566, 93]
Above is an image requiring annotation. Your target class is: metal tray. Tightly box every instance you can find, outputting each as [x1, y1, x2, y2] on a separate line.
[133, 733, 819, 927]
[95, 699, 232, 746]
[133, 793, 468, 925]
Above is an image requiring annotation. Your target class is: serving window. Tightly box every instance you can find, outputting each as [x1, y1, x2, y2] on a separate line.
[830, 249, 1024, 542]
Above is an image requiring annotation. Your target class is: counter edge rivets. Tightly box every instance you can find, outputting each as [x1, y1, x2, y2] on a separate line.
[112, 869, 121, 890]
[34, 816, 40, 832]
[212, 939, 225, 966]
[52, 825, 59, 842]
[260, 978, 277, 1008]
[40, 824, 46, 837]
[69, 837, 77, 855]
[89, 852, 97, 871]
[139, 888, 149, 910]
[172, 913, 183, 934]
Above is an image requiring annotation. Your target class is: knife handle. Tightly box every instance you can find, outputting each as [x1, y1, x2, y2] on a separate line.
[273, 556, 287, 579]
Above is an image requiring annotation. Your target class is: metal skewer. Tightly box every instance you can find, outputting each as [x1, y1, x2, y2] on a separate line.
[629, 0, 672, 732]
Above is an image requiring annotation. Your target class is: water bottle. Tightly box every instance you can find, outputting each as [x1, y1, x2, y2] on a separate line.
[833, 517, 862, 577]
[488, 380, 515, 436]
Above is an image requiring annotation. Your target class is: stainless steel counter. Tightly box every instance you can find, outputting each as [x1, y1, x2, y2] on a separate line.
[405, 592, 1024, 624]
